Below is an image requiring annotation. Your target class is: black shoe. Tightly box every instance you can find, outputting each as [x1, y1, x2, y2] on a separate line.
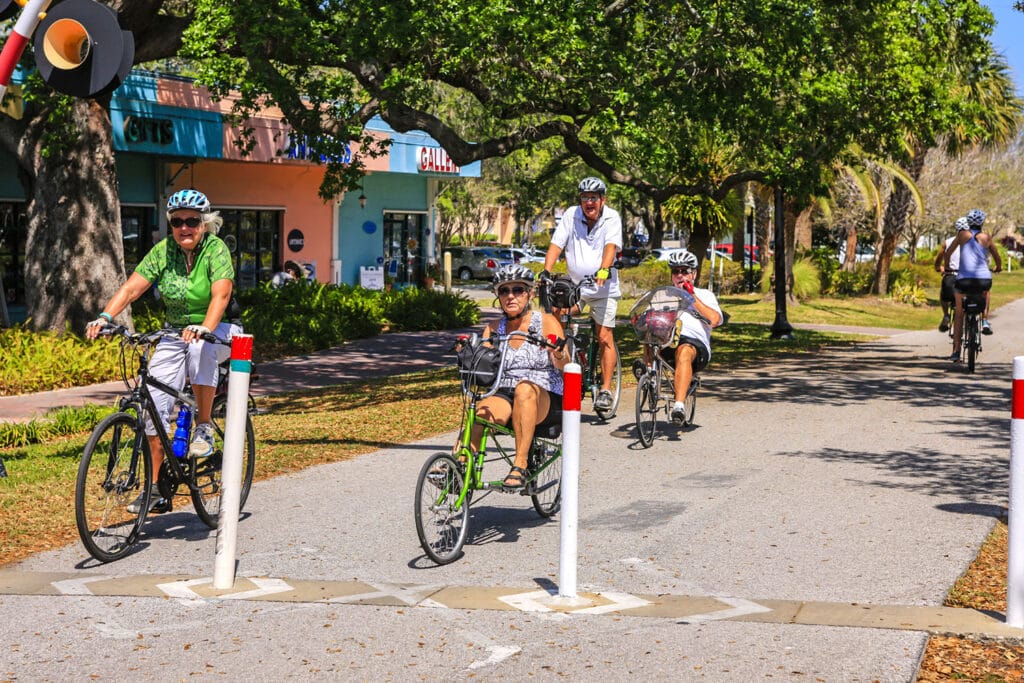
[631, 359, 646, 380]
[948, 352, 960, 363]
[938, 315, 950, 333]
[982, 320, 993, 335]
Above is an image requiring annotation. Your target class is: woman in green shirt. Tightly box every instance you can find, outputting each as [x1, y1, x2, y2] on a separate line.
[86, 189, 238, 513]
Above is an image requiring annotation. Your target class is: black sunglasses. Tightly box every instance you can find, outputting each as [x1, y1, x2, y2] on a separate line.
[170, 217, 202, 229]
[671, 267, 694, 275]
[497, 285, 529, 297]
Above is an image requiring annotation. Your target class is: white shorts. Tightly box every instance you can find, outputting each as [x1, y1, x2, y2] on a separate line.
[581, 295, 618, 328]
[144, 322, 240, 435]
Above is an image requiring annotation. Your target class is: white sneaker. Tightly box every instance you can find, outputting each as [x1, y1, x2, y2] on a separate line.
[189, 422, 215, 458]
[670, 401, 686, 425]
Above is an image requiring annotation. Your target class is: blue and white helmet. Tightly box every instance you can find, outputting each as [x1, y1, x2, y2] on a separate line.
[167, 189, 210, 213]
[955, 217, 969, 231]
[965, 209, 986, 228]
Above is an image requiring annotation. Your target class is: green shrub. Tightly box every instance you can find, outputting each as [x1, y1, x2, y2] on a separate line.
[619, 259, 669, 297]
[0, 324, 120, 394]
[382, 287, 479, 331]
[757, 257, 822, 299]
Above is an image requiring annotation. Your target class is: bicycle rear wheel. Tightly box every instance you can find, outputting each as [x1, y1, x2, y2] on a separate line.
[192, 395, 257, 529]
[635, 374, 658, 447]
[966, 315, 978, 373]
[593, 340, 622, 420]
[75, 412, 151, 563]
[415, 453, 470, 564]
[528, 440, 561, 517]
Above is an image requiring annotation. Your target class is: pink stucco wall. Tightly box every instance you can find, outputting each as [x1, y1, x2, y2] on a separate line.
[168, 160, 334, 280]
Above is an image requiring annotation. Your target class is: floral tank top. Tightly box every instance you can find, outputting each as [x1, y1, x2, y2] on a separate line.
[496, 312, 563, 396]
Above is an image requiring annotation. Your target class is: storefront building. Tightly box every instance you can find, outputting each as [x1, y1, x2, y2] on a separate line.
[0, 71, 479, 322]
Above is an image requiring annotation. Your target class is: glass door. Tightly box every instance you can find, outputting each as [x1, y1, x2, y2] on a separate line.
[382, 212, 426, 286]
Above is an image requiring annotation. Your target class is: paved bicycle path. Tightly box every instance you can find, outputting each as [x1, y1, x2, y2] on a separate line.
[1, 299, 1022, 680]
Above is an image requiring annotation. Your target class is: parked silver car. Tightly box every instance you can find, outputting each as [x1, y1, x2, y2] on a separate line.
[444, 246, 515, 281]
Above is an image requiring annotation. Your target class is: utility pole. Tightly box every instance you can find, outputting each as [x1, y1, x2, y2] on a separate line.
[770, 186, 794, 340]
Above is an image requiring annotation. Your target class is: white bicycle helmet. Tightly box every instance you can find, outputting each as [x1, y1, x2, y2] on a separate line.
[955, 217, 969, 231]
[578, 176, 607, 195]
[491, 264, 535, 291]
[667, 249, 699, 269]
[965, 209, 986, 228]
[167, 189, 210, 213]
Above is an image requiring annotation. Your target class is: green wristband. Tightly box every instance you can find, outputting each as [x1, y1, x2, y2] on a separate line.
[596, 268, 609, 279]
[98, 312, 113, 322]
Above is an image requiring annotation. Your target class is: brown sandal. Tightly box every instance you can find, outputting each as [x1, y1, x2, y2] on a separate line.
[502, 466, 528, 490]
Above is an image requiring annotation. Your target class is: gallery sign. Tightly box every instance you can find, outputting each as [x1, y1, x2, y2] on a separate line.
[417, 146, 460, 174]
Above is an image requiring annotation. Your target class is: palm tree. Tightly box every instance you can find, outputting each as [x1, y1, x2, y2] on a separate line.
[872, 50, 1023, 294]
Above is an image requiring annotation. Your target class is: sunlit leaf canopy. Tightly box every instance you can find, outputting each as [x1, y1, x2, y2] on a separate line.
[184, 0, 994, 201]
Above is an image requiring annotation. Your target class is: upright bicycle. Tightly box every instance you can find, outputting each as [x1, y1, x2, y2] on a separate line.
[956, 294, 986, 373]
[75, 325, 256, 563]
[414, 330, 563, 565]
[630, 287, 701, 447]
[539, 274, 622, 421]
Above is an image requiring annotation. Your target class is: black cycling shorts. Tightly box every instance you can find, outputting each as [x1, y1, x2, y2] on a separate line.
[659, 335, 710, 373]
[940, 273, 957, 303]
[954, 278, 992, 296]
[493, 385, 563, 429]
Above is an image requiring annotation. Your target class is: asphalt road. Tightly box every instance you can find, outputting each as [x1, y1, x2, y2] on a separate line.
[2, 297, 1021, 681]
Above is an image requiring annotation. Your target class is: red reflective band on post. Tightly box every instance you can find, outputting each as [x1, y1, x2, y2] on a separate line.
[230, 334, 254, 361]
[563, 369, 582, 412]
[0, 32, 30, 86]
[1014, 379, 1024, 420]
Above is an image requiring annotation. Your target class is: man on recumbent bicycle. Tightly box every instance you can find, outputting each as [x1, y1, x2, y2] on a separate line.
[635, 249, 723, 425]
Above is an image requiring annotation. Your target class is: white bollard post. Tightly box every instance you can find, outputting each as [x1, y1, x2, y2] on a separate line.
[559, 362, 582, 599]
[213, 334, 254, 590]
[1007, 357, 1024, 627]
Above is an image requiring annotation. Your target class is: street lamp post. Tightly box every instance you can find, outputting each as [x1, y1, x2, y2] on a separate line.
[770, 186, 794, 340]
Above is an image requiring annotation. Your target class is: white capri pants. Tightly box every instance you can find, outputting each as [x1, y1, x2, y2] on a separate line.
[144, 322, 240, 435]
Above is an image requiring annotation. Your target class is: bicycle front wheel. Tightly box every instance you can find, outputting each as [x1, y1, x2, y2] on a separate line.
[415, 453, 469, 565]
[528, 441, 561, 517]
[593, 340, 622, 420]
[635, 375, 658, 447]
[192, 395, 257, 529]
[75, 412, 151, 563]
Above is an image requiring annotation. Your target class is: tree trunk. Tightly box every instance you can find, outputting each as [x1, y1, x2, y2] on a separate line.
[2, 98, 128, 333]
[872, 142, 926, 294]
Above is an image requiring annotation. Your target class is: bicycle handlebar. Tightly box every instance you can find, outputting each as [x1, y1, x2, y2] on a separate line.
[95, 323, 232, 346]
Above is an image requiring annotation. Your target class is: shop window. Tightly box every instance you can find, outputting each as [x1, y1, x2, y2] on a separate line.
[218, 209, 282, 289]
[120, 205, 157, 274]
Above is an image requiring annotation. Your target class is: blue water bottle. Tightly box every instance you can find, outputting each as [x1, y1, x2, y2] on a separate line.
[171, 404, 192, 459]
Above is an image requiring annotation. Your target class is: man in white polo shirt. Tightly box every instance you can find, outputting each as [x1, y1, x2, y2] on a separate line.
[542, 176, 623, 410]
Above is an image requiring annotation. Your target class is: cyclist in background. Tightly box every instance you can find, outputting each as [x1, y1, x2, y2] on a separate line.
[934, 217, 967, 333]
[464, 265, 569, 489]
[85, 189, 239, 512]
[541, 176, 622, 411]
[638, 250, 723, 424]
[942, 208, 1001, 362]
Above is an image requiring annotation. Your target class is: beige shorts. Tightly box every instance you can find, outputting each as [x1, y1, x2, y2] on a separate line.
[582, 296, 618, 328]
